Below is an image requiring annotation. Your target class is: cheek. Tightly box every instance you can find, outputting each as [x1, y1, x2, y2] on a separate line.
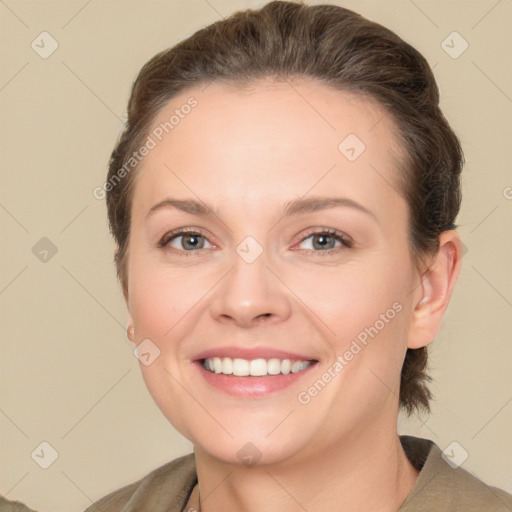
[127, 261, 200, 436]
[128, 259, 204, 340]
[291, 257, 414, 395]
[287, 259, 411, 340]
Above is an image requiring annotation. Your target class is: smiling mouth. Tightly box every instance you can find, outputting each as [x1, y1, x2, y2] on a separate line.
[201, 357, 317, 377]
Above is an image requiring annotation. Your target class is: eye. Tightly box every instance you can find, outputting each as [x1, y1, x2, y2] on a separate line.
[297, 229, 351, 252]
[159, 229, 214, 252]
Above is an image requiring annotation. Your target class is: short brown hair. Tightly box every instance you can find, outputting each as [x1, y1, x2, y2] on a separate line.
[106, 1, 463, 415]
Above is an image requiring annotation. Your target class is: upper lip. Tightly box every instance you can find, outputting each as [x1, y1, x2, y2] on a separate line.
[192, 346, 317, 362]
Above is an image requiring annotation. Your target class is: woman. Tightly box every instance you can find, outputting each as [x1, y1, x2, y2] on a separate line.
[85, 1, 511, 511]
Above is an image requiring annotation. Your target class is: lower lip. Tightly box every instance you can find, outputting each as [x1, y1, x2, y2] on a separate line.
[195, 361, 318, 398]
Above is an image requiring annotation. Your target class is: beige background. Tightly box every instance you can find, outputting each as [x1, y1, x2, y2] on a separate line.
[0, 0, 511, 510]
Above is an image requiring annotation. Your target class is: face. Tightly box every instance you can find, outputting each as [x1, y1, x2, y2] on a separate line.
[126, 79, 421, 467]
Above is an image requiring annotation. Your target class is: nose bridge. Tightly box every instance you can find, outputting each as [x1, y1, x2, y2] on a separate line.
[210, 237, 291, 326]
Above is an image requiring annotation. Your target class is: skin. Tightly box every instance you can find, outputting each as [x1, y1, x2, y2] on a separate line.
[125, 78, 461, 512]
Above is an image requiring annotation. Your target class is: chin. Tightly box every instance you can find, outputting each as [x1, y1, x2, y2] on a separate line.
[193, 434, 309, 468]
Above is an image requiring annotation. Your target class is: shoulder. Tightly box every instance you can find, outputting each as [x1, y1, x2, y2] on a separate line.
[399, 436, 512, 512]
[83, 453, 197, 512]
[0, 496, 37, 512]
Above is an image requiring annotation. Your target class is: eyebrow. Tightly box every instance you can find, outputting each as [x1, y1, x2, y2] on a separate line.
[145, 196, 376, 220]
[282, 196, 376, 219]
[146, 198, 218, 219]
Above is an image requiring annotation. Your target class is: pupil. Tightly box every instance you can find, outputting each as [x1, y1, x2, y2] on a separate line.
[184, 234, 202, 249]
[314, 234, 333, 250]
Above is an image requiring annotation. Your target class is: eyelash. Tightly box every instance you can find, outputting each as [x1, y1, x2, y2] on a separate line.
[158, 228, 213, 257]
[296, 228, 353, 254]
[158, 227, 352, 257]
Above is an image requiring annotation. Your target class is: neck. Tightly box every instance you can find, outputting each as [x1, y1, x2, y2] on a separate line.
[190, 422, 419, 512]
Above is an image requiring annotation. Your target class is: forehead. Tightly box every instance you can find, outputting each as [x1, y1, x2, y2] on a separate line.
[131, 78, 406, 219]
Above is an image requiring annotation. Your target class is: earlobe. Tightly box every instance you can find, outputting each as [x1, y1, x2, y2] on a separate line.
[126, 312, 135, 344]
[127, 324, 135, 343]
[408, 231, 463, 349]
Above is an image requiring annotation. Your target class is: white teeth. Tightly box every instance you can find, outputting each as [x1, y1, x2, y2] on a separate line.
[232, 358, 249, 376]
[291, 361, 309, 373]
[202, 356, 313, 376]
[222, 357, 233, 375]
[281, 359, 291, 374]
[267, 358, 281, 375]
[250, 359, 267, 376]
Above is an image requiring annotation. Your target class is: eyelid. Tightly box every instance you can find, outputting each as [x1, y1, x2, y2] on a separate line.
[158, 226, 353, 254]
[158, 227, 216, 249]
[294, 227, 353, 250]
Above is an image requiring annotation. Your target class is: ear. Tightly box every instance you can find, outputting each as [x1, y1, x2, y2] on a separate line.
[126, 314, 135, 344]
[407, 230, 463, 349]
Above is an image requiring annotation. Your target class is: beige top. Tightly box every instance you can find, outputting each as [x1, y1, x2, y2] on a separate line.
[2, 436, 509, 511]
[0, 436, 512, 512]
[74, 435, 509, 511]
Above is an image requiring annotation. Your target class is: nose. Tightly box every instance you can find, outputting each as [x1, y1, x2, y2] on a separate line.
[209, 249, 292, 328]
